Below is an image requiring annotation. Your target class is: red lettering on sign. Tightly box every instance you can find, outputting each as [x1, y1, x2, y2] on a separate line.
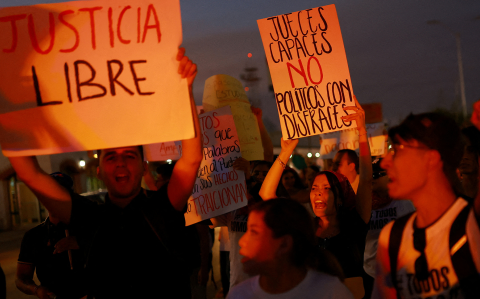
[0, 14, 26, 53]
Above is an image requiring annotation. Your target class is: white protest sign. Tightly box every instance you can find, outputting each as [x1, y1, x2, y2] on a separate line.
[320, 123, 386, 159]
[0, 0, 193, 157]
[144, 141, 182, 161]
[203, 75, 264, 161]
[184, 106, 248, 226]
[257, 4, 355, 139]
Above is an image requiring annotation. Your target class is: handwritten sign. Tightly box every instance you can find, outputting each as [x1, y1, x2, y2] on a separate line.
[258, 4, 355, 139]
[0, 0, 194, 157]
[203, 74, 264, 161]
[320, 123, 386, 159]
[144, 141, 182, 161]
[184, 106, 248, 226]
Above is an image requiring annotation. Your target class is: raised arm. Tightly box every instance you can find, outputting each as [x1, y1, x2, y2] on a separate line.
[470, 100, 480, 218]
[8, 156, 72, 224]
[168, 48, 203, 211]
[341, 96, 372, 223]
[259, 138, 298, 200]
[251, 107, 274, 162]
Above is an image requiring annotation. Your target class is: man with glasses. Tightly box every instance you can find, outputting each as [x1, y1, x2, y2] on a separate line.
[373, 112, 480, 298]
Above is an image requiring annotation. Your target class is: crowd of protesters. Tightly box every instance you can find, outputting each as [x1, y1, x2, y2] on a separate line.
[5, 47, 480, 299]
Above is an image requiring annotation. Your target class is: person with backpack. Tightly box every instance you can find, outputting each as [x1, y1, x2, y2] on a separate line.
[373, 112, 480, 298]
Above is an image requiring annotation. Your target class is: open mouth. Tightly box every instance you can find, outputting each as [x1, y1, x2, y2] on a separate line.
[314, 200, 326, 209]
[116, 174, 129, 183]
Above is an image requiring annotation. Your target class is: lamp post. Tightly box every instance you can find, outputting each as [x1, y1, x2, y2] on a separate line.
[427, 20, 467, 118]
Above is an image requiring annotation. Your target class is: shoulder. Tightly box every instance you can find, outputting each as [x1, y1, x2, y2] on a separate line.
[377, 220, 395, 250]
[21, 223, 46, 245]
[307, 271, 354, 298]
[144, 186, 178, 210]
[227, 276, 257, 299]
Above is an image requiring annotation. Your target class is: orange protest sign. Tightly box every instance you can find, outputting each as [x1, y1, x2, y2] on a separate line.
[0, 0, 193, 156]
[257, 4, 355, 139]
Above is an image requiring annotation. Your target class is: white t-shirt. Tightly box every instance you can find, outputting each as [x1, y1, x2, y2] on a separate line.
[219, 226, 230, 252]
[227, 269, 354, 299]
[214, 210, 251, 289]
[364, 200, 416, 277]
[373, 198, 480, 298]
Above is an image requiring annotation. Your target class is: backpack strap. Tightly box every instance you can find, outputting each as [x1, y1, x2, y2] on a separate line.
[388, 212, 414, 297]
[449, 204, 480, 298]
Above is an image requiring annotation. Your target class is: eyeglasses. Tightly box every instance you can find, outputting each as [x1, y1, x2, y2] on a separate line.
[372, 171, 387, 180]
[413, 227, 429, 281]
[387, 143, 430, 157]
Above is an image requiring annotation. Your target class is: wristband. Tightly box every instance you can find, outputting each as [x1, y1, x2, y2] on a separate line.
[277, 157, 287, 169]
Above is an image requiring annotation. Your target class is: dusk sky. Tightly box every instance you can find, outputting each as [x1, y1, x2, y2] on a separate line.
[4, 0, 480, 132]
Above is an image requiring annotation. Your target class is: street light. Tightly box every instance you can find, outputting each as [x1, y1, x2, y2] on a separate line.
[427, 20, 467, 118]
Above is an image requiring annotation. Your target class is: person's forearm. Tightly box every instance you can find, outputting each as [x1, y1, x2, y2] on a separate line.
[168, 86, 202, 211]
[9, 156, 72, 224]
[259, 147, 293, 200]
[356, 128, 373, 222]
[15, 277, 37, 295]
[181, 86, 203, 166]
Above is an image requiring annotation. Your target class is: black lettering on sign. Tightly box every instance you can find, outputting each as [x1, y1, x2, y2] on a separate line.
[129, 60, 154, 95]
[32, 66, 62, 106]
[107, 60, 134, 96]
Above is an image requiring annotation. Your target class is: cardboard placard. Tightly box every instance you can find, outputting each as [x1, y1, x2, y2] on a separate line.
[144, 141, 182, 161]
[0, 0, 193, 157]
[203, 75, 264, 161]
[320, 123, 386, 159]
[258, 4, 355, 139]
[184, 106, 248, 226]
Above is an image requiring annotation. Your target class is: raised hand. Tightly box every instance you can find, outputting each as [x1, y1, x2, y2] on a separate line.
[53, 236, 79, 254]
[176, 47, 197, 87]
[341, 95, 366, 134]
[280, 137, 299, 153]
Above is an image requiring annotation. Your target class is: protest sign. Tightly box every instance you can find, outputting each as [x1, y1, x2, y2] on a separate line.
[320, 123, 386, 159]
[184, 106, 248, 226]
[143, 106, 202, 162]
[143, 141, 182, 161]
[258, 4, 355, 139]
[0, 0, 194, 157]
[203, 74, 264, 161]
